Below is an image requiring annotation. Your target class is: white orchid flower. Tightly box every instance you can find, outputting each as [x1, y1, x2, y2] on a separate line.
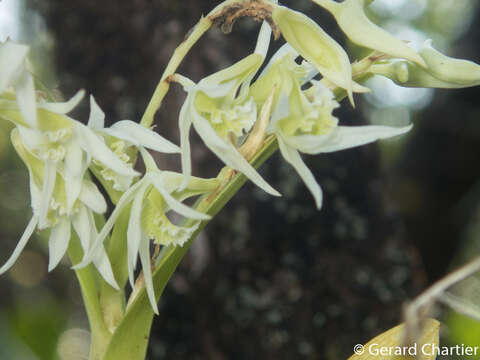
[0, 129, 118, 288]
[86, 95, 180, 193]
[76, 148, 218, 313]
[0, 41, 36, 127]
[0, 90, 142, 224]
[176, 21, 280, 197]
[253, 46, 412, 208]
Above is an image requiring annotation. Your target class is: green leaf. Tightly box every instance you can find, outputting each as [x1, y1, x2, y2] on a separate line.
[347, 318, 440, 360]
[68, 233, 112, 360]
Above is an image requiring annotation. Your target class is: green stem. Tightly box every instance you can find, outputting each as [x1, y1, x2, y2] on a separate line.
[139, 17, 211, 127]
[101, 45, 383, 360]
[68, 234, 112, 360]
[101, 136, 278, 360]
[98, 206, 131, 334]
[139, 0, 251, 128]
[100, 5, 387, 359]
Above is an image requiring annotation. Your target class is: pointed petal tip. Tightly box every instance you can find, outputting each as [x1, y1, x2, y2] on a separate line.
[270, 188, 282, 197]
[347, 91, 355, 108]
[415, 55, 427, 68]
[352, 82, 370, 93]
[198, 212, 211, 221]
[424, 38, 433, 47]
[48, 259, 59, 272]
[0, 216, 37, 275]
[110, 120, 181, 154]
[107, 278, 120, 290]
[71, 258, 90, 270]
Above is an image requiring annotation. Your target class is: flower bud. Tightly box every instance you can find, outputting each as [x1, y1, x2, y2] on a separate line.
[272, 5, 354, 104]
[371, 61, 479, 89]
[419, 39, 480, 86]
[313, 0, 425, 67]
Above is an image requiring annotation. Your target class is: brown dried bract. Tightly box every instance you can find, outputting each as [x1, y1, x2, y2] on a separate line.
[209, 1, 280, 40]
[164, 74, 177, 84]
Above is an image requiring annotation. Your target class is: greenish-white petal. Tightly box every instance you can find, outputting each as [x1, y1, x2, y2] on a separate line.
[254, 21, 272, 58]
[0, 215, 38, 275]
[87, 95, 105, 129]
[0, 41, 28, 92]
[138, 234, 158, 314]
[48, 218, 71, 271]
[64, 144, 85, 213]
[87, 209, 118, 289]
[160, 171, 219, 198]
[74, 122, 139, 177]
[149, 174, 210, 220]
[73, 177, 147, 269]
[65, 141, 85, 177]
[193, 116, 281, 197]
[259, 43, 298, 79]
[282, 132, 338, 154]
[17, 125, 45, 150]
[306, 124, 413, 154]
[15, 70, 37, 127]
[38, 162, 56, 229]
[179, 94, 194, 190]
[267, 93, 290, 133]
[109, 120, 180, 154]
[196, 78, 237, 98]
[79, 180, 107, 214]
[278, 135, 323, 209]
[72, 206, 91, 252]
[198, 54, 262, 96]
[29, 173, 42, 214]
[63, 172, 82, 213]
[39, 90, 86, 115]
[127, 182, 148, 287]
[92, 246, 119, 289]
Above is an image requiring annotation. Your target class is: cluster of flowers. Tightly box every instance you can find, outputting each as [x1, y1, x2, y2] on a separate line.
[0, 43, 217, 312]
[1, 0, 479, 312]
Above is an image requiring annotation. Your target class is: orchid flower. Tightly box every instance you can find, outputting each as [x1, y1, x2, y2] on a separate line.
[0, 129, 118, 288]
[0, 90, 142, 225]
[86, 95, 180, 199]
[176, 21, 280, 197]
[252, 45, 412, 208]
[77, 148, 218, 313]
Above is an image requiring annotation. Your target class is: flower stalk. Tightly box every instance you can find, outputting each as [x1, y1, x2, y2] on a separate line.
[140, 0, 273, 128]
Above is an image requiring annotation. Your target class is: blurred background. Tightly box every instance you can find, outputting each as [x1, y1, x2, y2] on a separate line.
[0, 0, 480, 359]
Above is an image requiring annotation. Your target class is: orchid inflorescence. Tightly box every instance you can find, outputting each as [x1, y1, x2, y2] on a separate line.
[1, 0, 480, 318]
